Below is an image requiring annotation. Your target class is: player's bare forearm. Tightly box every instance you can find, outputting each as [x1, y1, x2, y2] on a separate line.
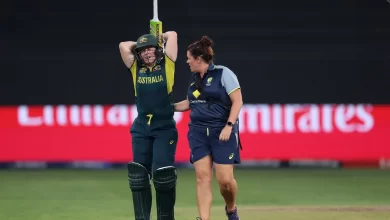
[119, 41, 137, 54]
[163, 31, 177, 41]
[227, 89, 243, 123]
[163, 31, 178, 61]
[119, 41, 137, 68]
[174, 99, 190, 112]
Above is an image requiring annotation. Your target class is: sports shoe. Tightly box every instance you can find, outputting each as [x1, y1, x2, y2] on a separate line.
[225, 205, 240, 220]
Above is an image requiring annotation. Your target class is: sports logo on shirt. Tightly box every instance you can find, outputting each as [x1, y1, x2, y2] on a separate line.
[192, 90, 200, 98]
[206, 77, 213, 86]
[152, 65, 161, 71]
[139, 67, 147, 73]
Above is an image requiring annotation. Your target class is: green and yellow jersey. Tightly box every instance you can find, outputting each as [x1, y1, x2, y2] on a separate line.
[129, 55, 175, 118]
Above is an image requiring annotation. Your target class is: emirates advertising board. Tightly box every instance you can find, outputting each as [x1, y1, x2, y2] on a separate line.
[0, 104, 389, 163]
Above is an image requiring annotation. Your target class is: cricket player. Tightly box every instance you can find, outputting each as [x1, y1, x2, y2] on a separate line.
[174, 36, 243, 220]
[119, 31, 178, 220]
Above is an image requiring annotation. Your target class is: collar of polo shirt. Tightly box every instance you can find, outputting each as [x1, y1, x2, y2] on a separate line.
[193, 63, 216, 76]
[207, 62, 216, 71]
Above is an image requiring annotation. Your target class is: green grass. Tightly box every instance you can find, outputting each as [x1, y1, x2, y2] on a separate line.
[0, 169, 390, 219]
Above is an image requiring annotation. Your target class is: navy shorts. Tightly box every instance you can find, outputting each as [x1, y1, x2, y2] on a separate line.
[188, 125, 241, 164]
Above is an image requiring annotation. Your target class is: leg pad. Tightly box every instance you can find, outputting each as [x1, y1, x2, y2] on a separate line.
[127, 162, 152, 220]
[128, 162, 151, 190]
[153, 166, 177, 220]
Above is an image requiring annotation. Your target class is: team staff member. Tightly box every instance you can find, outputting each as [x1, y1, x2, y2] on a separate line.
[119, 31, 178, 220]
[174, 36, 243, 220]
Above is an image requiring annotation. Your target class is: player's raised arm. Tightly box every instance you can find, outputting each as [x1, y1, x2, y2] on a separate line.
[163, 31, 178, 62]
[119, 41, 137, 68]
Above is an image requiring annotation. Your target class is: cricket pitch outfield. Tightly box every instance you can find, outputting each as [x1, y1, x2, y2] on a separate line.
[0, 168, 389, 219]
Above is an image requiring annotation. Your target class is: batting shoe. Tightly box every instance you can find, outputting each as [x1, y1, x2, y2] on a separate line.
[225, 205, 240, 220]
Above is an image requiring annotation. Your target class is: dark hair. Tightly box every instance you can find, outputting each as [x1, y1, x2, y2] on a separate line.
[187, 36, 214, 63]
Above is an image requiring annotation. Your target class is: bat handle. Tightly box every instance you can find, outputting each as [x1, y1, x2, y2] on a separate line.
[153, 0, 158, 20]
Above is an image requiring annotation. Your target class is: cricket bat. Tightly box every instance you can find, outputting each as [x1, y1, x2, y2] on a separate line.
[150, 0, 164, 50]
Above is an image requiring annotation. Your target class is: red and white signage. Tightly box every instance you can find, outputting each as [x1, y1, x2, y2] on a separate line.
[0, 104, 389, 162]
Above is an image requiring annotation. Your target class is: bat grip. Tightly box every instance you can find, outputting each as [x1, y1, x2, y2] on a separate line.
[153, 0, 158, 20]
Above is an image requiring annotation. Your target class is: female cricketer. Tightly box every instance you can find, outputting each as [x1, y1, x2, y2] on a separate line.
[119, 31, 178, 220]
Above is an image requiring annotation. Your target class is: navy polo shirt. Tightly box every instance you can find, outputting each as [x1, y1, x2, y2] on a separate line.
[187, 63, 240, 129]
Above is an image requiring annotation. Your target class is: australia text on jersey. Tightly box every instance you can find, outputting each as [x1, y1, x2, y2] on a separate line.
[137, 75, 164, 84]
